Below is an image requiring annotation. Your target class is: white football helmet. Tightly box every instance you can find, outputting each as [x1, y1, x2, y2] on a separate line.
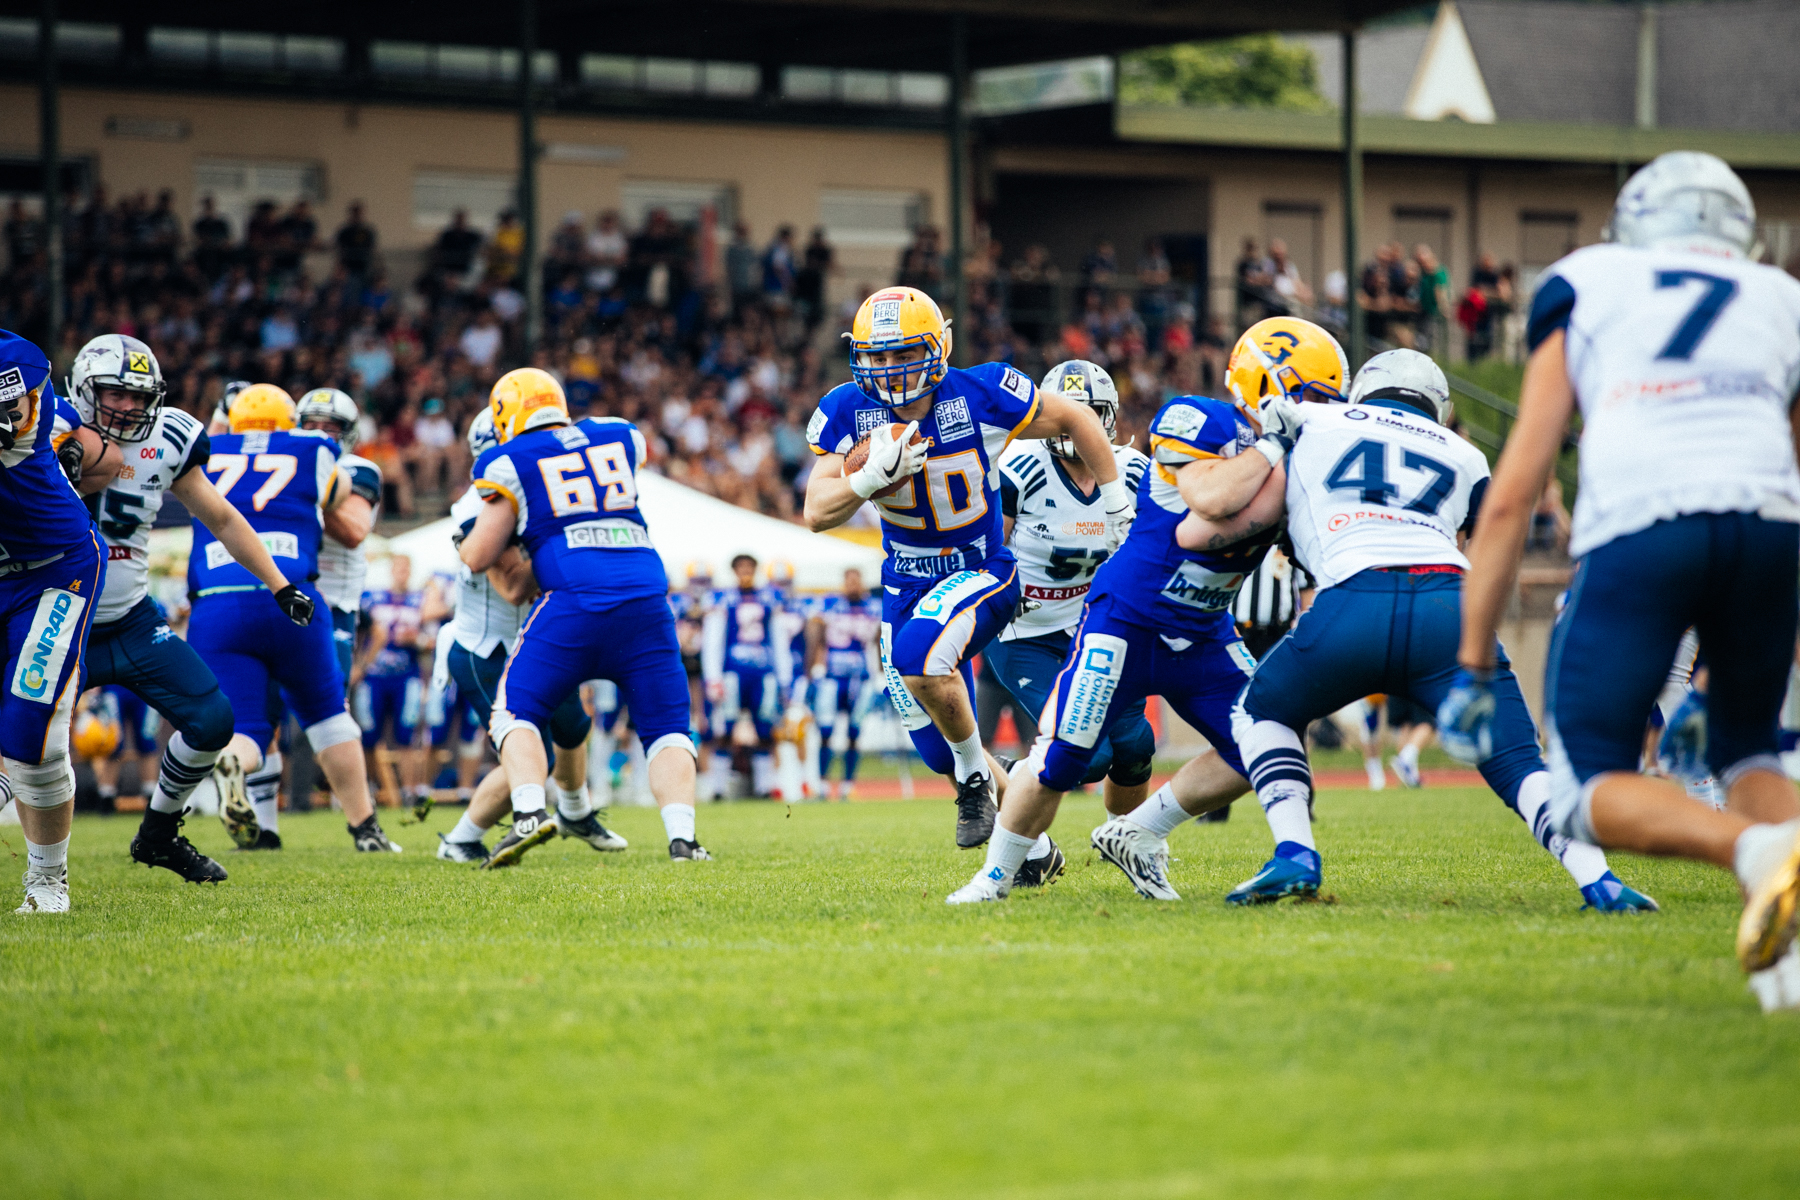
[69, 334, 165, 442]
[1040, 359, 1119, 459]
[1349, 349, 1452, 424]
[295, 388, 361, 449]
[1605, 151, 1756, 258]
[467, 407, 498, 462]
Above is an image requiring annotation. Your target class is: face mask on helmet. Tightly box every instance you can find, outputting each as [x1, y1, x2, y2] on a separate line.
[846, 288, 951, 407]
[72, 335, 166, 442]
[296, 388, 360, 449]
[1042, 359, 1120, 459]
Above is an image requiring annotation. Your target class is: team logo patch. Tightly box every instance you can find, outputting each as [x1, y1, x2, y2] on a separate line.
[1155, 404, 1206, 440]
[870, 299, 902, 330]
[1060, 370, 1088, 395]
[914, 570, 996, 623]
[126, 350, 151, 374]
[10, 588, 85, 704]
[1000, 367, 1033, 402]
[0, 366, 28, 408]
[1160, 561, 1245, 612]
[806, 408, 828, 444]
[855, 408, 888, 437]
[934, 395, 974, 444]
[1346, 409, 1370, 420]
[1055, 632, 1128, 749]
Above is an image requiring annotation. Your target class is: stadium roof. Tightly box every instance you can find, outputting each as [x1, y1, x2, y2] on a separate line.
[0, 0, 1420, 72]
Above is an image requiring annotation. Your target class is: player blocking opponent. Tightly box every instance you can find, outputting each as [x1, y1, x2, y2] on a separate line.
[187, 384, 400, 853]
[1446, 152, 1800, 1008]
[946, 318, 1345, 904]
[1196, 349, 1652, 909]
[462, 369, 708, 862]
[804, 286, 1128, 847]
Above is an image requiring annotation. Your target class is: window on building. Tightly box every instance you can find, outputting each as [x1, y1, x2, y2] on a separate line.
[821, 189, 927, 250]
[1393, 206, 1452, 264]
[195, 158, 325, 239]
[56, 22, 119, 62]
[1263, 202, 1322, 296]
[216, 32, 278, 71]
[781, 66, 835, 102]
[703, 62, 759, 98]
[1520, 211, 1580, 291]
[413, 171, 516, 234]
[620, 181, 737, 231]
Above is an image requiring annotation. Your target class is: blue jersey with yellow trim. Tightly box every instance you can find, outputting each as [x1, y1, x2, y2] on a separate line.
[472, 417, 667, 600]
[807, 363, 1039, 587]
[1089, 396, 1278, 637]
[188, 428, 341, 595]
[0, 374, 94, 565]
[813, 592, 880, 680]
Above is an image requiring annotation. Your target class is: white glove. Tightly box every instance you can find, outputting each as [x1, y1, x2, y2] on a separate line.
[848, 421, 927, 499]
[1253, 396, 1308, 466]
[1099, 477, 1134, 552]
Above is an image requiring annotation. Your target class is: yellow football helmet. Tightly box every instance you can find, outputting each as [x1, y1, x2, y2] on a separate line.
[1225, 317, 1348, 419]
[227, 384, 297, 433]
[72, 707, 121, 760]
[490, 367, 569, 443]
[845, 286, 951, 406]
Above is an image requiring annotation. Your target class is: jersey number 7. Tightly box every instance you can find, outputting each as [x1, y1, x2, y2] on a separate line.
[208, 453, 297, 512]
[1653, 270, 1738, 361]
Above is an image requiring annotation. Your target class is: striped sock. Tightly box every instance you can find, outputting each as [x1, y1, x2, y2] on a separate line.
[150, 733, 221, 813]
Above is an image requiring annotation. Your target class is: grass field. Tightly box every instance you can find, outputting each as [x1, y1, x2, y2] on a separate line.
[4, 787, 1798, 1199]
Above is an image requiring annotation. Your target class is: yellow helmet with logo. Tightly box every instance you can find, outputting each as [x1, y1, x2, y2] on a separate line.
[1225, 317, 1348, 419]
[490, 368, 569, 443]
[845, 286, 951, 406]
[227, 384, 297, 433]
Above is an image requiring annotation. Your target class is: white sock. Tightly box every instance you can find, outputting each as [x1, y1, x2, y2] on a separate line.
[1399, 743, 1421, 769]
[26, 834, 69, 874]
[247, 752, 282, 834]
[981, 825, 1037, 881]
[1124, 784, 1192, 838]
[449, 812, 489, 843]
[510, 784, 546, 815]
[1511, 772, 1608, 887]
[1735, 819, 1800, 891]
[555, 783, 594, 821]
[949, 730, 990, 783]
[1262, 790, 1316, 850]
[1029, 832, 1053, 858]
[150, 731, 221, 813]
[661, 802, 697, 844]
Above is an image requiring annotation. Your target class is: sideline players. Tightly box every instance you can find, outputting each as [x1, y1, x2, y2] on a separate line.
[356, 554, 427, 801]
[1194, 349, 1652, 909]
[1446, 152, 1800, 1006]
[985, 359, 1152, 884]
[946, 318, 1344, 903]
[0, 331, 110, 912]
[701, 554, 790, 798]
[187, 384, 399, 852]
[806, 568, 880, 800]
[461, 369, 708, 862]
[804, 286, 1128, 848]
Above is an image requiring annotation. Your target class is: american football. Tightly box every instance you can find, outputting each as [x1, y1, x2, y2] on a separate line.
[842, 422, 927, 496]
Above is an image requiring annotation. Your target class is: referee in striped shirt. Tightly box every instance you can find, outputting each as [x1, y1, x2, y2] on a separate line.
[1232, 546, 1305, 661]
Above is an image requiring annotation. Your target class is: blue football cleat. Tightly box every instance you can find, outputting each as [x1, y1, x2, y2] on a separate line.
[1580, 871, 1660, 913]
[1226, 844, 1322, 906]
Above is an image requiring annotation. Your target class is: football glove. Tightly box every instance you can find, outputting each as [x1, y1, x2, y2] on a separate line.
[1099, 477, 1134, 552]
[848, 421, 927, 500]
[1252, 396, 1307, 467]
[273, 583, 316, 627]
[1657, 690, 1709, 782]
[56, 436, 86, 486]
[1437, 667, 1497, 764]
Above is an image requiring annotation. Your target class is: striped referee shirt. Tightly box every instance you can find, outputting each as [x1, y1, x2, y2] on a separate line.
[1231, 547, 1301, 632]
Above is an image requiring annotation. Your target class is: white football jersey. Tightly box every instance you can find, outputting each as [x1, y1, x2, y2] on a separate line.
[1285, 402, 1489, 590]
[90, 408, 210, 624]
[446, 486, 529, 658]
[315, 452, 382, 612]
[998, 441, 1149, 640]
[1537, 244, 1800, 557]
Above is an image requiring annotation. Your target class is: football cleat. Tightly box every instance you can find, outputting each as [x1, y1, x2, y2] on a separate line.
[1737, 819, 1800, 973]
[244, 829, 283, 851]
[436, 835, 491, 865]
[946, 866, 1010, 905]
[15, 865, 70, 914]
[348, 815, 402, 854]
[954, 774, 997, 849]
[1012, 837, 1065, 889]
[1091, 817, 1179, 900]
[1579, 871, 1659, 913]
[130, 813, 228, 883]
[668, 838, 713, 862]
[1226, 845, 1322, 906]
[213, 754, 260, 850]
[481, 809, 557, 869]
[1389, 755, 1422, 789]
[557, 810, 629, 852]
[1365, 757, 1387, 791]
[1750, 945, 1800, 1013]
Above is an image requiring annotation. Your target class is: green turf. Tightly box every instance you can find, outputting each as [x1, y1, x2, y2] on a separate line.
[3, 790, 1796, 1199]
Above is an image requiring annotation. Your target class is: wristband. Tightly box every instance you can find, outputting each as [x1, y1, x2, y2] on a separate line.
[1253, 435, 1288, 467]
[847, 468, 883, 500]
[1098, 477, 1130, 510]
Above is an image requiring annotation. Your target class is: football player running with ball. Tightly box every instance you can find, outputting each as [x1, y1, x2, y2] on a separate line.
[947, 318, 1341, 904]
[461, 369, 708, 863]
[805, 287, 1128, 848]
[1185, 348, 1652, 909]
[1447, 152, 1800, 1009]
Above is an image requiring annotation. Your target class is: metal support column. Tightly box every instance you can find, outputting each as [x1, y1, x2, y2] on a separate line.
[519, 0, 541, 355]
[1341, 27, 1364, 370]
[40, 0, 61, 354]
[948, 13, 969, 364]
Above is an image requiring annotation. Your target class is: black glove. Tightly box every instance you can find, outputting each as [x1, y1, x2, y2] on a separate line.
[274, 583, 315, 627]
[56, 436, 85, 486]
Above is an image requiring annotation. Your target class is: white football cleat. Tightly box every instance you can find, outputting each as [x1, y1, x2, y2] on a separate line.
[1364, 757, 1386, 791]
[16, 865, 69, 914]
[1091, 816, 1180, 900]
[946, 866, 1011, 905]
[1737, 818, 1800, 972]
[1750, 945, 1800, 1013]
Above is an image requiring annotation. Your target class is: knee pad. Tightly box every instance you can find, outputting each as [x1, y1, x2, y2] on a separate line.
[548, 693, 593, 751]
[1722, 754, 1787, 791]
[186, 690, 236, 753]
[305, 711, 362, 753]
[490, 710, 542, 756]
[645, 731, 697, 765]
[4, 755, 74, 808]
[1105, 719, 1157, 788]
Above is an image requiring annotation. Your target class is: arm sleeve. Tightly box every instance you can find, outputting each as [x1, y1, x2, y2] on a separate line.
[1461, 477, 1491, 534]
[1526, 273, 1576, 353]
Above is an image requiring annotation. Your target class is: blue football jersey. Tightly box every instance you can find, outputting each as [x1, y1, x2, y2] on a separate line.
[362, 588, 424, 677]
[189, 428, 343, 595]
[472, 417, 667, 600]
[707, 585, 782, 671]
[1089, 396, 1277, 637]
[0, 356, 95, 566]
[813, 593, 880, 680]
[807, 363, 1039, 586]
